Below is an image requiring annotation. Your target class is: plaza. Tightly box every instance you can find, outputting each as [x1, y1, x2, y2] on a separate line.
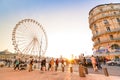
[0, 64, 120, 80]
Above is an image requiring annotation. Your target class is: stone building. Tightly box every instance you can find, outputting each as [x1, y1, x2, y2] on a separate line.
[89, 3, 120, 58]
[0, 50, 16, 60]
[0, 50, 39, 61]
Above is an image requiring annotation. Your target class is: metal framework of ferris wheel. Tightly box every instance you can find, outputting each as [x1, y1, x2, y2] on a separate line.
[12, 19, 48, 58]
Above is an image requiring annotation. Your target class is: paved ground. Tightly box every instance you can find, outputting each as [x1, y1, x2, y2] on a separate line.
[72, 64, 120, 76]
[32, 63, 120, 76]
[0, 67, 120, 80]
[87, 65, 120, 76]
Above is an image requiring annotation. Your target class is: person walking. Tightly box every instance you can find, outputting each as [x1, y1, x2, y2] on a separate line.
[48, 60, 51, 71]
[50, 58, 54, 71]
[41, 58, 46, 71]
[28, 59, 34, 72]
[96, 56, 102, 70]
[14, 58, 20, 70]
[55, 58, 59, 71]
[82, 57, 87, 67]
[91, 55, 98, 72]
[61, 59, 65, 72]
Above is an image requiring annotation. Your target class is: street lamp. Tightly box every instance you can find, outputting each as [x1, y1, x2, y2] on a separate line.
[39, 37, 42, 70]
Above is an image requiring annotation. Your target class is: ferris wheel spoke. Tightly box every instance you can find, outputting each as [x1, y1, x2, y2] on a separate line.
[16, 41, 28, 46]
[16, 31, 29, 38]
[31, 45, 37, 55]
[23, 22, 32, 34]
[22, 39, 34, 54]
[17, 27, 31, 36]
[27, 42, 39, 56]
[17, 42, 29, 48]
[19, 40, 33, 53]
[29, 41, 37, 55]
[16, 38, 27, 41]
[16, 36, 26, 39]
[17, 22, 30, 35]
[17, 24, 28, 33]
[22, 38, 39, 55]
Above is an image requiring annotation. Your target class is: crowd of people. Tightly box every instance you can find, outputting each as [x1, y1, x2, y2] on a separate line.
[90, 55, 102, 72]
[12, 57, 65, 72]
[0, 55, 108, 73]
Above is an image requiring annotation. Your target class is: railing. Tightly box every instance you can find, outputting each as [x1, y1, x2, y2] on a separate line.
[94, 51, 120, 56]
[89, 8, 120, 20]
[93, 28, 120, 38]
[90, 12, 120, 25]
[94, 38, 120, 46]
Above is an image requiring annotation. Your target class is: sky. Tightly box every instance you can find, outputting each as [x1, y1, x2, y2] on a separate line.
[0, 0, 120, 58]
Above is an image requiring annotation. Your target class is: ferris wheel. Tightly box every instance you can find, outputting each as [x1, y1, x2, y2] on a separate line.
[12, 19, 48, 57]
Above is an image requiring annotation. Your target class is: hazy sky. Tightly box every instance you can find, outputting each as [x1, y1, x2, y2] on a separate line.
[0, 0, 120, 58]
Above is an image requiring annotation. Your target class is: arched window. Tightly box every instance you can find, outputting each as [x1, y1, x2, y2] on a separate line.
[94, 24, 97, 30]
[114, 12, 116, 14]
[96, 30, 98, 34]
[98, 38, 100, 43]
[111, 44, 120, 49]
[109, 35, 113, 40]
[116, 18, 120, 22]
[103, 20, 109, 24]
[106, 27, 111, 32]
[100, 8, 103, 12]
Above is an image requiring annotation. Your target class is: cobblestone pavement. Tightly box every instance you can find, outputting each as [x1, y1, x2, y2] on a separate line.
[0, 67, 119, 80]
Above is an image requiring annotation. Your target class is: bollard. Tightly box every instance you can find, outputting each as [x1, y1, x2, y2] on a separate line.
[103, 68, 109, 76]
[79, 65, 85, 77]
[70, 67, 73, 73]
[84, 67, 88, 74]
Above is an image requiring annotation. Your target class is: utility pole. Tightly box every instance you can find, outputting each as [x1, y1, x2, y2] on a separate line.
[39, 37, 42, 70]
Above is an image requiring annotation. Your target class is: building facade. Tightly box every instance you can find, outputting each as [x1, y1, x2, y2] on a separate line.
[89, 3, 120, 58]
[0, 50, 16, 60]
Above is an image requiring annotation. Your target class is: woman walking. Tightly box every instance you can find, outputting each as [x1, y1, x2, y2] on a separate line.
[91, 55, 98, 72]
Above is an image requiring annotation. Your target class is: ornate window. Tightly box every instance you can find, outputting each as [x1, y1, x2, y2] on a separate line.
[96, 30, 98, 34]
[91, 13, 93, 16]
[103, 20, 109, 24]
[109, 35, 113, 40]
[94, 24, 97, 29]
[98, 38, 100, 43]
[111, 44, 120, 49]
[114, 12, 116, 14]
[106, 27, 111, 32]
[116, 18, 120, 22]
[100, 8, 103, 12]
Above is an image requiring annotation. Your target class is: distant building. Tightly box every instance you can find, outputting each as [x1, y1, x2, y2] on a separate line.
[89, 3, 120, 58]
[0, 50, 16, 59]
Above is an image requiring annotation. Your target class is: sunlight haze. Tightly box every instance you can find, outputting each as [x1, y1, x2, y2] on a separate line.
[0, 0, 120, 58]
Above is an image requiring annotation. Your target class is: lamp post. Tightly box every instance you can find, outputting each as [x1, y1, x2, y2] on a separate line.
[39, 37, 42, 70]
